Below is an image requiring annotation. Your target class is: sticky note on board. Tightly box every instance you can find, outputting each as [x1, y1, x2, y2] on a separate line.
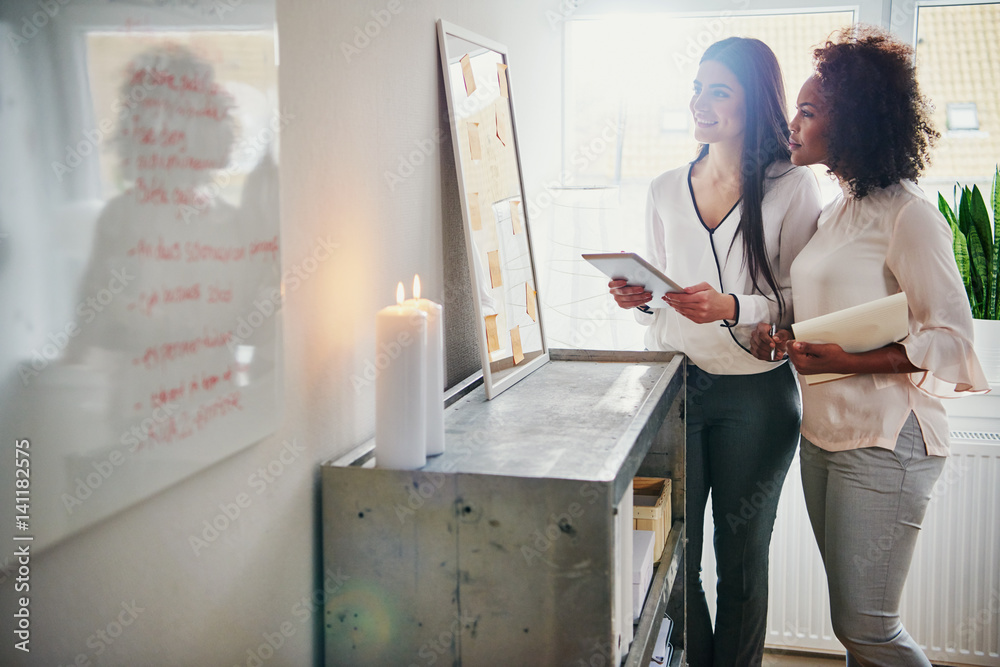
[511, 326, 524, 365]
[485, 314, 500, 352]
[497, 63, 509, 99]
[487, 250, 502, 288]
[526, 283, 537, 322]
[460, 54, 476, 95]
[510, 200, 523, 235]
[496, 106, 507, 146]
[468, 122, 482, 160]
[469, 193, 482, 231]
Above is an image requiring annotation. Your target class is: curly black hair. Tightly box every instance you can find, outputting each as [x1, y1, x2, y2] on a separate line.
[813, 24, 939, 199]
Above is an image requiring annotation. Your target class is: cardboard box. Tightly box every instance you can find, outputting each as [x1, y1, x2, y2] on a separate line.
[633, 477, 671, 563]
[632, 529, 655, 622]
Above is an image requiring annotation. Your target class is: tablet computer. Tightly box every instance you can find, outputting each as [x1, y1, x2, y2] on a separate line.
[582, 252, 684, 308]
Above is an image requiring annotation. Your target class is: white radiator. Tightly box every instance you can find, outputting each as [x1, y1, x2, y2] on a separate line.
[757, 429, 1000, 665]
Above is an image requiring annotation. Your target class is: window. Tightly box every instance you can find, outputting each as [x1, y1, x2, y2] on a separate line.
[563, 11, 854, 187]
[913, 2, 1000, 202]
[947, 102, 980, 131]
[547, 10, 854, 351]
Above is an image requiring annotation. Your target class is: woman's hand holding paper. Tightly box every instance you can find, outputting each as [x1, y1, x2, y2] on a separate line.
[788, 341, 921, 377]
[787, 341, 850, 375]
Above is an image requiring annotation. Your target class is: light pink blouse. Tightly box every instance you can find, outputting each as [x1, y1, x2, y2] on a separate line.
[790, 180, 990, 455]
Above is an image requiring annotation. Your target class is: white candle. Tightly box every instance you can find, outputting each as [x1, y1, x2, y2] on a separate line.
[406, 275, 445, 456]
[375, 282, 427, 469]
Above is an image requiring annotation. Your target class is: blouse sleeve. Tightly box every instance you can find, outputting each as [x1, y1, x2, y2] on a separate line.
[633, 185, 659, 326]
[887, 197, 990, 395]
[733, 166, 821, 328]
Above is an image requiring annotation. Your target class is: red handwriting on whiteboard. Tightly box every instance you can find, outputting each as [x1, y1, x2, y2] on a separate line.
[130, 284, 200, 316]
[174, 103, 228, 121]
[134, 413, 193, 448]
[132, 121, 156, 145]
[139, 98, 172, 114]
[185, 242, 246, 263]
[130, 181, 217, 209]
[164, 284, 202, 304]
[192, 391, 243, 432]
[137, 390, 243, 449]
[149, 364, 234, 409]
[128, 68, 225, 97]
[135, 154, 224, 171]
[150, 381, 185, 409]
[127, 284, 236, 316]
[135, 177, 169, 204]
[133, 330, 233, 369]
[171, 187, 211, 209]
[249, 236, 280, 260]
[128, 290, 158, 316]
[128, 292, 160, 317]
[127, 239, 253, 264]
[127, 121, 187, 148]
[159, 127, 186, 147]
[188, 366, 233, 395]
[128, 236, 182, 260]
[207, 285, 232, 303]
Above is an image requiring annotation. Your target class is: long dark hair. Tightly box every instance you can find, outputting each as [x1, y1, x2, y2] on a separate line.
[695, 37, 791, 319]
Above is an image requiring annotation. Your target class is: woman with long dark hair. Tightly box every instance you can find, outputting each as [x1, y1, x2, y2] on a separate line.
[610, 37, 821, 665]
[753, 25, 988, 665]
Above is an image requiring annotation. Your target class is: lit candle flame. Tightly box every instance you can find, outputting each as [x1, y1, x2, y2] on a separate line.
[396, 282, 405, 306]
[413, 274, 421, 301]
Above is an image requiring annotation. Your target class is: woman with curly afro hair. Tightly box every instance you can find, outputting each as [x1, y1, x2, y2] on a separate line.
[752, 24, 989, 665]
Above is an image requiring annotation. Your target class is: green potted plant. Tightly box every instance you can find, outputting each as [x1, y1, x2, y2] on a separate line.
[938, 165, 999, 384]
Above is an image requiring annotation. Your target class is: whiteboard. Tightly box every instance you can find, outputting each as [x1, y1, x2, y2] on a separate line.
[0, 1, 281, 551]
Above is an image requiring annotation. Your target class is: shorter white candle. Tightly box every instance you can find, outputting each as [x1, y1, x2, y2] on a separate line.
[406, 275, 445, 456]
[375, 282, 427, 470]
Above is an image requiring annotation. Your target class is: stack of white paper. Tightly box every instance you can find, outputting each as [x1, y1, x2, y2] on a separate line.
[650, 614, 674, 666]
[791, 292, 909, 385]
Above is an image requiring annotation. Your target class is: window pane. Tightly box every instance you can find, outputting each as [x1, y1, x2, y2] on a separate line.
[915, 3, 1000, 201]
[564, 11, 854, 186]
[548, 11, 853, 351]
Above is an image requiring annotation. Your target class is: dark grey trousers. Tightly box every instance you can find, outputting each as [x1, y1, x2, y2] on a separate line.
[685, 362, 801, 667]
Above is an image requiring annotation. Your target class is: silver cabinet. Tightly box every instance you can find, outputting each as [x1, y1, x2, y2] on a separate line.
[321, 350, 685, 666]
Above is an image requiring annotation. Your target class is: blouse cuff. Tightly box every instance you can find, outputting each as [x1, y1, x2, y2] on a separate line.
[721, 294, 740, 328]
[900, 330, 991, 397]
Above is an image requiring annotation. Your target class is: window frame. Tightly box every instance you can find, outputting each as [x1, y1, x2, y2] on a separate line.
[559, 0, 887, 185]
[889, 0, 998, 44]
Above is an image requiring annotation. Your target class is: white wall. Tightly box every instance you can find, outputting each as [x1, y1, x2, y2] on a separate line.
[0, 0, 563, 664]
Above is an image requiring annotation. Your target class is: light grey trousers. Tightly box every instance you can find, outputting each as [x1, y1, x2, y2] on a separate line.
[800, 412, 945, 667]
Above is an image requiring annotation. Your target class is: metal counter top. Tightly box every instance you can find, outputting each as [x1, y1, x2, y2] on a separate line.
[329, 350, 684, 505]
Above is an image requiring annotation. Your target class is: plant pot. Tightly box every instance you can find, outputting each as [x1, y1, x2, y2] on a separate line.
[973, 318, 1000, 385]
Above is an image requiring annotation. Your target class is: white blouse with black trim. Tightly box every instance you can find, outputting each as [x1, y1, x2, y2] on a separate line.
[634, 160, 821, 375]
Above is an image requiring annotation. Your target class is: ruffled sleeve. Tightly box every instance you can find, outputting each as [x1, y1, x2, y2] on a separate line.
[886, 195, 991, 397]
